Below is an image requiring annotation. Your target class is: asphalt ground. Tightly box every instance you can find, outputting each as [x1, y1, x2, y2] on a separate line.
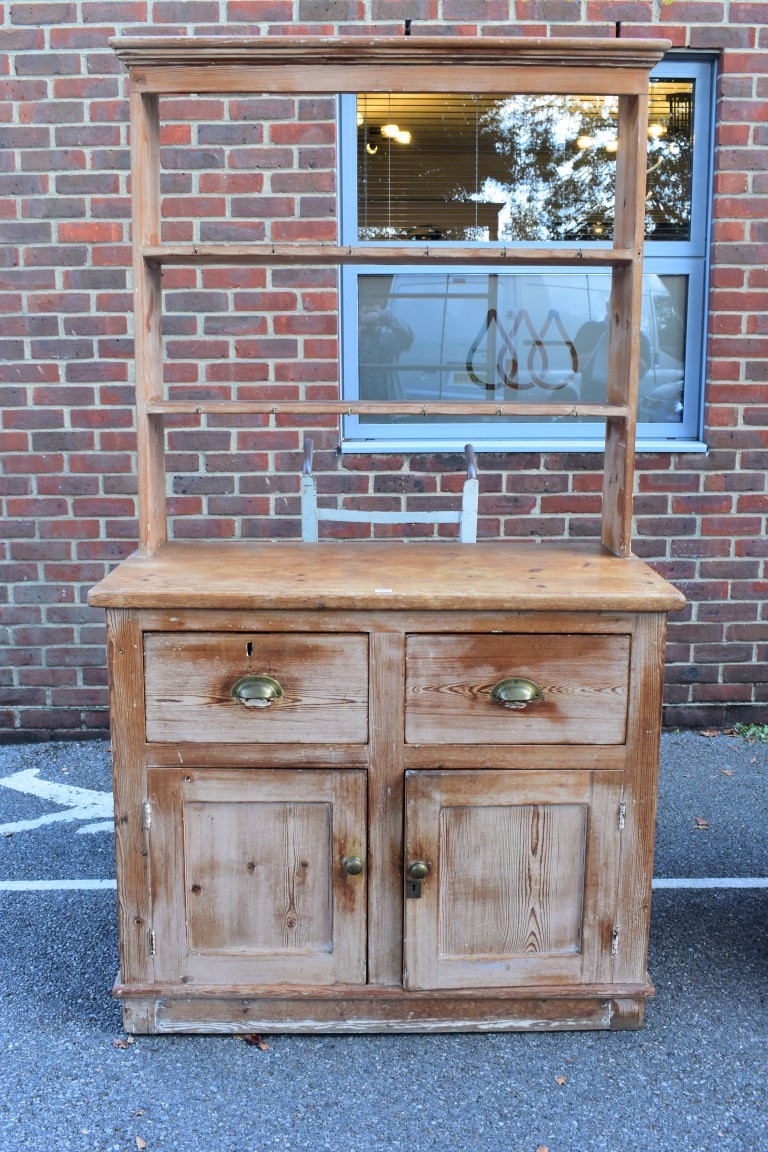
[0, 731, 766, 1152]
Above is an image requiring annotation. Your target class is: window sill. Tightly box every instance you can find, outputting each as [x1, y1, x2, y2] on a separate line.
[340, 437, 708, 456]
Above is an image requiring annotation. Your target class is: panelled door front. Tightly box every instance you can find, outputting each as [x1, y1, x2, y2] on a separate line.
[147, 768, 367, 987]
[403, 770, 623, 990]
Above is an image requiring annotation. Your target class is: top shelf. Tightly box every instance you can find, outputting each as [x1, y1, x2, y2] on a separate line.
[111, 34, 670, 96]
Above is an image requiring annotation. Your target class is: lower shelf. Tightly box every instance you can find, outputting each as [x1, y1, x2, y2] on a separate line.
[117, 983, 653, 1034]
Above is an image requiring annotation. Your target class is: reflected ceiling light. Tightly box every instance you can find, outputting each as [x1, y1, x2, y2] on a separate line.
[604, 138, 618, 153]
[648, 123, 667, 139]
[395, 130, 412, 145]
[381, 123, 400, 138]
[365, 143, 378, 155]
[576, 135, 595, 149]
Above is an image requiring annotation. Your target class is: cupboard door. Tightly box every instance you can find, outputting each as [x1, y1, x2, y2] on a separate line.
[403, 770, 622, 990]
[148, 768, 367, 987]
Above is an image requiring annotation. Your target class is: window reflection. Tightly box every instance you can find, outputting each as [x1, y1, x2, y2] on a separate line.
[357, 272, 687, 424]
[356, 84, 693, 243]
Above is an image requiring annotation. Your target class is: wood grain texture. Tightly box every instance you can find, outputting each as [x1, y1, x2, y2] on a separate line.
[148, 995, 618, 1033]
[143, 631, 368, 744]
[115, 981, 653, 1001]
[111, 35, 670, 74]
[613, 612, 668, 987]
[112, 38, 669, 109]
[403, 744, 626, 773]
[602, 93, 649, 558]
[437, 802, 586, 958]
[106, 609, 153, 985]
[142, 244, 635, 269]
[183, 798, 333, 953]
[130, 90, 166, 555]
[134, 607, 635, 635]
[89, 541, 686, 613]
[404, 770, 623, 991]
[367, 632, 406, 985]
[148, 768, 367, 986]
[130, 62, 659, 98]
[144, 994, 622, 1033]
[405, 632, 630, 745]
[146, 397, 627, 418]
[146, 743, 366, 770]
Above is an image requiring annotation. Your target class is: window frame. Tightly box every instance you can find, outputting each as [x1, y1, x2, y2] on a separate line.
[338, 55, 715, 454]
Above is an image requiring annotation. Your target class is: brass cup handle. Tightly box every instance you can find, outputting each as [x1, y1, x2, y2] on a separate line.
[231, 674, 284, 708]
[343, 855, 364, 876]
[490, 677, 543, 707]
[408, 860, 430, 881]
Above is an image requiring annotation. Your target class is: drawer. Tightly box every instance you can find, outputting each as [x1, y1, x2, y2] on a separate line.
[405, 633, 630, 745]
[144, 632, 368, 744]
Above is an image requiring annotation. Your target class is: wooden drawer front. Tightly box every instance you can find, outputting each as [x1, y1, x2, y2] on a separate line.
[144, 632, 368, 744]
[405, 633, 630, 746]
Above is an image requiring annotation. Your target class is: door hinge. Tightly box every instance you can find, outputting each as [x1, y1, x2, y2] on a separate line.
[611, 926, 620, 957]
[149, 929, 156, 956]
[618, 801, 626, 831]
[143, 801, 152, 832]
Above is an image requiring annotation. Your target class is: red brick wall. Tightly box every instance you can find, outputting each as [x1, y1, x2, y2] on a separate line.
[1, 1, 766, 739]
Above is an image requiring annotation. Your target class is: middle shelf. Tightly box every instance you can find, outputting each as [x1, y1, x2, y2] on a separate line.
[142, 243, 636, 267]
[145, 400, 630, 418]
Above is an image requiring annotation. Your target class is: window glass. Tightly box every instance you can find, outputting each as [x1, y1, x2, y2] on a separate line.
[356, 83, 694, 245]
[342, 60, 712, 450]
[357, 271, 687, 425]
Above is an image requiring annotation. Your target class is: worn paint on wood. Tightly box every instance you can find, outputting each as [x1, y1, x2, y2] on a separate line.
[405, 632, 630, 745]
[144, 632, 368, 744]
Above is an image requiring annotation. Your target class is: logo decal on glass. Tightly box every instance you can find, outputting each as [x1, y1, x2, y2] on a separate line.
[466, 308, 579, 392]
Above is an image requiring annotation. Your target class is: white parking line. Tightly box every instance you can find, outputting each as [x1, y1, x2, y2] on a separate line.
[0, 879, 117, 891]
[0, 768, 113, 836]
[652, 877, 768, 889]
[0, 878, 766, 893]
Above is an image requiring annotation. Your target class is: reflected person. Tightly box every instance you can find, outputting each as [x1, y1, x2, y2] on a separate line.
[358, 294, 414, 402]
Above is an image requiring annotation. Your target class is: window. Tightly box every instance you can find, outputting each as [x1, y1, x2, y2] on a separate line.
[339, 58, 714, 452]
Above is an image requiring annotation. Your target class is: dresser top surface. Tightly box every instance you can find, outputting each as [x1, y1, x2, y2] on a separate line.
[88, 541, 685, 613]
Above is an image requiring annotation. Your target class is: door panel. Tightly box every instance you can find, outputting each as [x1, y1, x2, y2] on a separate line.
[437, 802, 586, 958]
[183, 799, 333, 954]
[148, 768, 367, 986]
[404, 770, 622, 990]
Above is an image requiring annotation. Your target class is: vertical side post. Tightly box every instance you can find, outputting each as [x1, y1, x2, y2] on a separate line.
[107, 609, 154, 992]
[131, 88, 167, 554]
[602, 91, 648, 558]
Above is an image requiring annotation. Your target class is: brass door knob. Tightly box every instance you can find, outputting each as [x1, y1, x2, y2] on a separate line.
[343, 855, 364, 875]
[408, 860, 429, 880]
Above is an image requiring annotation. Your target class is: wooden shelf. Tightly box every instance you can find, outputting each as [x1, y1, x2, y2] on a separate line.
[111, 35, 670, 72]
[124, 33, 666, 557]
[143, 243, 635, 268]
[111, 36, 669, 98]
[146, 400, 629, 419]
[89, 540, 685, 612]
